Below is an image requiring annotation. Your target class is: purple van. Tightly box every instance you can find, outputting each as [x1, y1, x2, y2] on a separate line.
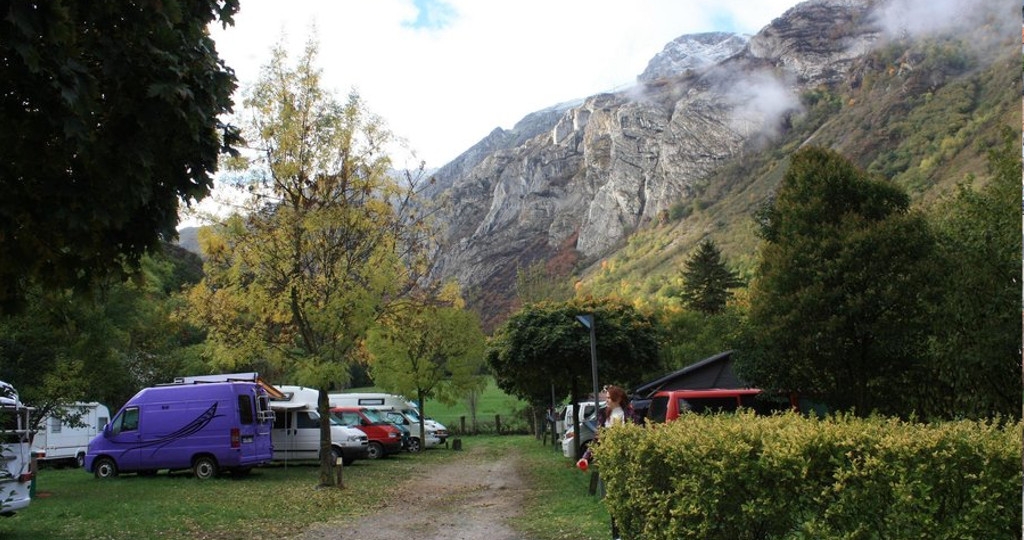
[85, 381, 274, 479]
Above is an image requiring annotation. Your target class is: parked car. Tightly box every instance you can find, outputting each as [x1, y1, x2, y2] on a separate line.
[85, 380, 275, 479]
[560, 401, 604, 460]
[330, 406, 404, 459]
[329, 392, 450, 443]
[381, 410, 442, 451]
[272, 386, 369, 465]
[645, 388, 792, 422]
[32, 402, 110, 468]
[389, 420, 413, 451]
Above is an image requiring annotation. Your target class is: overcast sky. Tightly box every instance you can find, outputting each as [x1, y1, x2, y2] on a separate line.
[209, 0, 805, 169]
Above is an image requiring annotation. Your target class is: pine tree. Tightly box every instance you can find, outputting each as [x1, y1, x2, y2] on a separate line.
[679, 238, 742, 315]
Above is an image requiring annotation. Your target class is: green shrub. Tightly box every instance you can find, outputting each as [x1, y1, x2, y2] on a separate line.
[593, 413, 1022, 540]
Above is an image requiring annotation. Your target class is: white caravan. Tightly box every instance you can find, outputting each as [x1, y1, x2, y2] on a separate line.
[271, 386, 368, 464]
[0, 381, 34, 516]
[328, 392, 449, 446]
[32, 402, 110, 468]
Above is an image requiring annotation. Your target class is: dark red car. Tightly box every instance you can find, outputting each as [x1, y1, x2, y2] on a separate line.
[330, 406, 404, 459]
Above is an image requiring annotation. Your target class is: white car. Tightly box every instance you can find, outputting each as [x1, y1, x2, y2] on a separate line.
[382, 410, 443, 451]
[406, 409, 449, 444]
[560, 401, 603, 459]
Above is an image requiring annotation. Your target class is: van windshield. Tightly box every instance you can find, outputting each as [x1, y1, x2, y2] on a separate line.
[362, 409, 386, 424]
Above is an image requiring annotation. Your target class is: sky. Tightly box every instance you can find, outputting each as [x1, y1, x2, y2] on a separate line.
[208, 0, 806, 170]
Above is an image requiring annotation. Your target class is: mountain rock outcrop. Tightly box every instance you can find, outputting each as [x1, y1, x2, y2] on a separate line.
[637, 31, 749, 83]
[426, 0, 974, 327]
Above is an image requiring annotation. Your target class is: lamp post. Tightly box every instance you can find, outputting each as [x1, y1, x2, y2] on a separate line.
[575, 314, 600, 424]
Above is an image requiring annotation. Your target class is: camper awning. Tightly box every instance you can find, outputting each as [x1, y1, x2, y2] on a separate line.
[173, 372, 286, 400]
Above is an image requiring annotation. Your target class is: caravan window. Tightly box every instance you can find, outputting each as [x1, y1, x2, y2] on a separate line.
[50, 416, 62, 433]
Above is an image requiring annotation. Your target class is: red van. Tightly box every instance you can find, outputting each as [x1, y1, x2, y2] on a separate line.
[646, 388, 791, 422]
[330, 406, 404, 459]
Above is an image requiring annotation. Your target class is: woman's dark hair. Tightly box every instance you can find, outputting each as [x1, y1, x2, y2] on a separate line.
[606, 385, 628, 405]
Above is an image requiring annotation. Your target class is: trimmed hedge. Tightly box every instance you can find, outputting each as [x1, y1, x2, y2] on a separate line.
[593, 412, 1022, 540]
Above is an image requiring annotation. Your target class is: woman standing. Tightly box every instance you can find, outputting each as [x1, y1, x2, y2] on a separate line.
[579, 385, 635, 540]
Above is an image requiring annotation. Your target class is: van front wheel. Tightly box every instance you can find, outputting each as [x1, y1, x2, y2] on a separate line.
[93, 457, 118, 479]
[366, 442, 384, 459]
[192, 456, 218, 480]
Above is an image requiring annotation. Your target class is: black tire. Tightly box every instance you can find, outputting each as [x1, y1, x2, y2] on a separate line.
[366, 442, 384, 460]
[75, 453, 85, 468]
[138, 469, 159, 477]
[229, 467, 252, 477]
[407, 437, 421, 453]
[93, 457, 118, 479]
[192, 456, 218, 480]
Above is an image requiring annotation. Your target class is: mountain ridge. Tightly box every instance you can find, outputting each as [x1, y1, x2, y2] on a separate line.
[425, 0, 1017, 330]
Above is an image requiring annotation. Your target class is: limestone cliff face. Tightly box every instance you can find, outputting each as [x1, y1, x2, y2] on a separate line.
[429, 0, 879, 324]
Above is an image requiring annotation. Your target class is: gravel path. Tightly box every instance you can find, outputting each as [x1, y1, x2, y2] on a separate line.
[294, 443, 531, 540]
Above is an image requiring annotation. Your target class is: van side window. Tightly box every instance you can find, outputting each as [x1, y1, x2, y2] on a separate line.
[113, 407, 139, 435]
[297, 412, 319, 429]
[684, 397, 739, 414]
[238, 395, 254, 425]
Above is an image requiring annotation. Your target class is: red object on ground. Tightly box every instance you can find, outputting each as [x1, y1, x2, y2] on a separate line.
[576, 458, 589, 472]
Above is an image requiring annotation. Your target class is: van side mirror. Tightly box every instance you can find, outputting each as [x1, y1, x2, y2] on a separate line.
[103, 423, 112, 438]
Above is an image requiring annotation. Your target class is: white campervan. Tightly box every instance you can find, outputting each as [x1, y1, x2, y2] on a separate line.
[328, 392, 448, 448]
[0, 381, 33, 516]
[272, 386, 368, 464]
[32, 402, 110, 468]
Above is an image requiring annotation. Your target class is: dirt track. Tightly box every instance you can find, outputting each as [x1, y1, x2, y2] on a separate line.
[294, 443, 531, 540]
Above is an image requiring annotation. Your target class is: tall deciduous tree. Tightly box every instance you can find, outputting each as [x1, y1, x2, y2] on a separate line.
[487, 297, 662, 434]
[679, 238, 743, 315]
[926, 128, 1022, 418]
[0, 1, 240, 312]
[186, 40, 433, 487]
[737, 146, 938, 416]
[367, 286, 487, 443]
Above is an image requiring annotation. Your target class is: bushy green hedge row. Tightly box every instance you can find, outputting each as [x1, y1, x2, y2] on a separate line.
[593, 413, 1022, 540]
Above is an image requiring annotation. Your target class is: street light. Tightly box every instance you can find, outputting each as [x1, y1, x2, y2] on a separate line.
[575, 314, 600, 427]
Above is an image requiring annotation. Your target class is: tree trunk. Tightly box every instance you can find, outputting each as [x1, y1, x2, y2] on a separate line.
[317, 388, 339, 488]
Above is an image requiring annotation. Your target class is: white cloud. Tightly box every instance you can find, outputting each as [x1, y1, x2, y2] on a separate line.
[210, 0, 803, 169]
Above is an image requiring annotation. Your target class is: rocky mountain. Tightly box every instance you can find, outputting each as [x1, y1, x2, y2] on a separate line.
[637, 31, 750, 83]
[428, 0, 1017, 330]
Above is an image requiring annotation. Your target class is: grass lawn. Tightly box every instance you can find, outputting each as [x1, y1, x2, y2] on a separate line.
[0, 436, 609, 540]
